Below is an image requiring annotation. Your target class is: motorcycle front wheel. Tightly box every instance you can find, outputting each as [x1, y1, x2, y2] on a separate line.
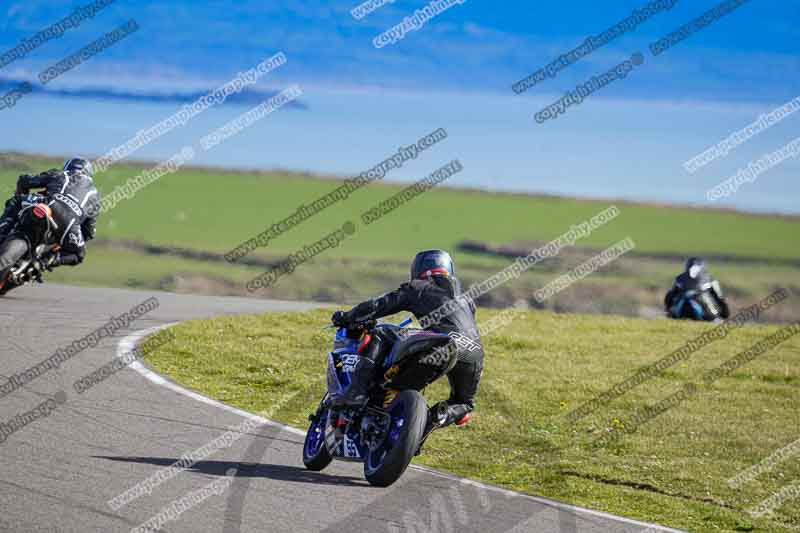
[303, 401, 333, 471]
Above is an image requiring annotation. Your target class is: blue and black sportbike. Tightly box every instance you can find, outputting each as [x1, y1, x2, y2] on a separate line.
[303, 317, 457, 487]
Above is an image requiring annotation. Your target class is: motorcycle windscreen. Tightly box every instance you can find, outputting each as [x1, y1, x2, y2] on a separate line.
[326, 330, 361, 399]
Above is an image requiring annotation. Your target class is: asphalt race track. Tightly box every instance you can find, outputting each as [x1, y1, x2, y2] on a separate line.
[0, 285, 684, 533]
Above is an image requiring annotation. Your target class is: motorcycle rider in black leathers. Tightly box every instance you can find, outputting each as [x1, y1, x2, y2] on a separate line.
[331, 250, 484, 430]
[0, 158, 100, 269]
[664, 257, 730, 321]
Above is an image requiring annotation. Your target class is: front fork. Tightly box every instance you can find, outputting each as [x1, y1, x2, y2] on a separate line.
[307, 395, 344, 456]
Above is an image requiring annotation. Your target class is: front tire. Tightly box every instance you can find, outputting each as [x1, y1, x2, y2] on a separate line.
[364, 390, 427, 487]
[303, 405, 333, 471]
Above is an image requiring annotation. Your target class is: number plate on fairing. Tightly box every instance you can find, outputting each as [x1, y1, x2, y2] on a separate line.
[343, 435, 362, 459]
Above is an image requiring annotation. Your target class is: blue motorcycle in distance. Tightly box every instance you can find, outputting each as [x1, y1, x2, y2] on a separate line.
[303, 317, 457, 487]
[666, 288, 729, 322]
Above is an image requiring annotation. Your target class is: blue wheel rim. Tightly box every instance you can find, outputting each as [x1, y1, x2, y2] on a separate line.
[305, 415, 325, 458]
[367, 400, 406, 472]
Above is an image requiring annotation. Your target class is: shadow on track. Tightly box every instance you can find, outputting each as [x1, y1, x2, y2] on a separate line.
[94, 456, 366, 487]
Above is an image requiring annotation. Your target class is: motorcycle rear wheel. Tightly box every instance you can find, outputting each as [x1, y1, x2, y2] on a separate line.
[0, 238, 28, 296]
[364, 389, 427, 487]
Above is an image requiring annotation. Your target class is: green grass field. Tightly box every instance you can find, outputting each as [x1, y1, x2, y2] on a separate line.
[2, 152, 798, 260]
[143, 308, 800, 533]
[2, 151, 798, 321]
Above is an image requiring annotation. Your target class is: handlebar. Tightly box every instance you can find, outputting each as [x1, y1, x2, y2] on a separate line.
[329, 316, 415, 331]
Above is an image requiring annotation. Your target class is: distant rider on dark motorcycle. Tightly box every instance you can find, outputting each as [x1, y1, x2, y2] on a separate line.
[331, 250, 483, 430]
[0, 158, 100, 270]
[664, 257, 730, 321]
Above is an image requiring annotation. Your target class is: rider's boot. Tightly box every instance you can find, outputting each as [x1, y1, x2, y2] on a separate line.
[41, 252, 61, 271]
[417, 401, 472, 456]
[30, 252, 59, 276]
[22, 253, 60, 284]
[336, 357, 376, 407]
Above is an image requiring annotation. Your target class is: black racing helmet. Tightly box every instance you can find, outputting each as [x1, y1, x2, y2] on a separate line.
[63, 157, 93, 178]
[685, 257, 707, 279]
[411, 249, 455, 280]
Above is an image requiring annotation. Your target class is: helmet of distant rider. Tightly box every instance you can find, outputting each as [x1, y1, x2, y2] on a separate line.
[411, 249, 455, 280]
[63, 157, 93, 178]
[685, 257, 706, 279]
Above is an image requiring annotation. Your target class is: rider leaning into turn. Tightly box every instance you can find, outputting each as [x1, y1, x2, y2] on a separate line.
[664, 257, 730, 320]
[331, 249, 484, 430]
[0, 158, 100, 270]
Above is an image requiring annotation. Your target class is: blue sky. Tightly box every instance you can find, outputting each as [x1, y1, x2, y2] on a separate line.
[0, 1, 798, 214]
[1, 0, 797, 102]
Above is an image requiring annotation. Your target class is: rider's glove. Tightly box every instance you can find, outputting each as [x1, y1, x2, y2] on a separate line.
[331, 311, 349, 327]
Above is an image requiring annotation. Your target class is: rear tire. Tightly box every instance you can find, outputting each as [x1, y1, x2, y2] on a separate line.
[364, 390, 427, 487]
[0, 238, 28, 296]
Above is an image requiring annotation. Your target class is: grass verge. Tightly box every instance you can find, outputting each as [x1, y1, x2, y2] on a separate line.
[145, 308, 800, 533]
[2, 152, 798, 261]
[4, 152, 799, 321]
